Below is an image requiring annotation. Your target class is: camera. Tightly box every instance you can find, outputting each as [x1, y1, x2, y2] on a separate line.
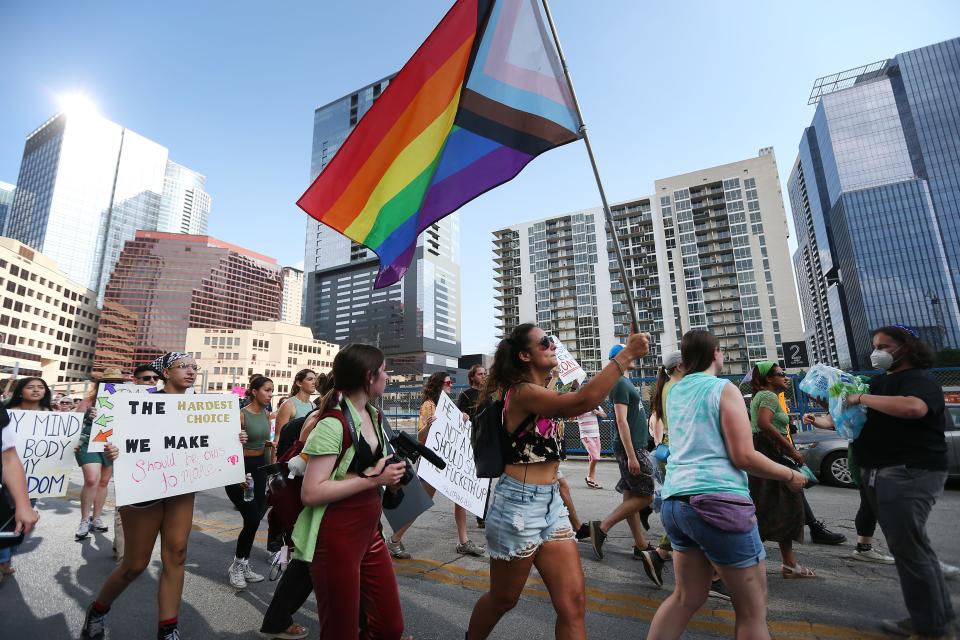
[386, 431, 447, 485]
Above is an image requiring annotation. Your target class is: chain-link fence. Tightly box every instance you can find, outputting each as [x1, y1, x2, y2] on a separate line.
[381, 367, 960, 457]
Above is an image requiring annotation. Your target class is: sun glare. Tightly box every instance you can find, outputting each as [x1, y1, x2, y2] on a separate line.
[57, 92, 100, 120]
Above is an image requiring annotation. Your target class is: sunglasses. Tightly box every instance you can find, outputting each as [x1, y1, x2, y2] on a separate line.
[443, 380, 453, 386]
[535, 335, 557, 351]
[137, 375, 160, 382]
[770, 371, 788, 378]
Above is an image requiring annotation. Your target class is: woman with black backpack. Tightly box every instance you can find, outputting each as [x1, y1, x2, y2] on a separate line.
[466, 323, 649, 640]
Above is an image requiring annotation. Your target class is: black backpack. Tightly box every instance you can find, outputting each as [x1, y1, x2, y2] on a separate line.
[471, 397, 509, 478]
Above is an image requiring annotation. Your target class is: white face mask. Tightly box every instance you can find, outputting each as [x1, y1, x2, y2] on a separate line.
[870, 346, 900, 371]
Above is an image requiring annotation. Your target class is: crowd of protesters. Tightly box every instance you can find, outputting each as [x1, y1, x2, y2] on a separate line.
[0, 320, 956, 640]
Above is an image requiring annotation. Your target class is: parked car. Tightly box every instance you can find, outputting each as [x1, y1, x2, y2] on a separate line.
[793, 403, 960, 488]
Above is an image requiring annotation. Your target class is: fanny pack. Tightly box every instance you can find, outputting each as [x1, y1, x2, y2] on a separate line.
[685, 493, 757, 533]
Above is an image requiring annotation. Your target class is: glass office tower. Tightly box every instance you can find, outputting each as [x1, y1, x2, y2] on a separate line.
[789, 38, 960, 368]
[5, 111, 210, 302]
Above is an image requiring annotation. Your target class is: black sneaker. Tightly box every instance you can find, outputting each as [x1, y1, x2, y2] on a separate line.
[158, 625, 181, 640]
[588, 521, 606, 560]
[708, 579, 731, 601]
[809, 520, 846, 545]
[575, 523, 590, 541]
[476, 517, 485, 529]
[640, 549, 665, 587]
[80, 605, 106, 640]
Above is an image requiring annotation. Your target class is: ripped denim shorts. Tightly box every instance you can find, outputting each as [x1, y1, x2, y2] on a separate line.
[485, 474, 574, 561]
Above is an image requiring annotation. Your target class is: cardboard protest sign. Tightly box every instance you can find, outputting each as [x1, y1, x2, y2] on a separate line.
[417, 392, 491, 518]
[553, 337, 587, 385]
[110, 395, 245, 506]
[86, 383, 157, 453]
[9, 410, 84, 498]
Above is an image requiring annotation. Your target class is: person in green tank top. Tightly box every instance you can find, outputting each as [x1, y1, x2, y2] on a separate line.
[225, 375, 274, 591]
[274, 368, 317, 441]
[748, 361, 816, 579]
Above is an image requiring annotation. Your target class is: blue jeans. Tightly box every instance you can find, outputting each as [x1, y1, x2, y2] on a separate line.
[485, 474, 573, 560]
[661, 498, 765, 569]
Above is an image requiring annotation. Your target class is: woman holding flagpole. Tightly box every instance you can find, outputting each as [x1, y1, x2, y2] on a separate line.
[466, 323, 649, 640]
[81, 352, 247, 640]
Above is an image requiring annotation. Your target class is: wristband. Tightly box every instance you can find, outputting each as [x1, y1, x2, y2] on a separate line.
[611, 357, 625, 376]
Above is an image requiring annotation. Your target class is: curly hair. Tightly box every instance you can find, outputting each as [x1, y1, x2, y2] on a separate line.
[872, 325, 935, 369]
[483, 323, 537, 403]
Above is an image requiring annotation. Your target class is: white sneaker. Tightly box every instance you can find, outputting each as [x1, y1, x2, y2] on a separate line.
[91, 517, 108, 532]
[75, 519, 91, 541]
[851, 548, 895, 564]
[940, 561, 960, 578]
[228, 558, 247, 590]
[239, 558, 264, 583]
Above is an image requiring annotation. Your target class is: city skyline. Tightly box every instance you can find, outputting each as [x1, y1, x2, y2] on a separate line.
[2, 2, 958, 354]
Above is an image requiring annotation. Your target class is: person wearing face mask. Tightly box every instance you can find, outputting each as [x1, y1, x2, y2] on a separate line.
[837, 325, 954, 639]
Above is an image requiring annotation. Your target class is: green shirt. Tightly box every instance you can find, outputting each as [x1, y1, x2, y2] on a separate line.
[242, 407, 271, 450]
[291, 398, 385, 562]
[750, 390, 790, 436]
[610, 376, 649, 455]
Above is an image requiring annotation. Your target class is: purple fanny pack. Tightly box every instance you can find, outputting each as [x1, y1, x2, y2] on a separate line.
[688, 493, 757, 533]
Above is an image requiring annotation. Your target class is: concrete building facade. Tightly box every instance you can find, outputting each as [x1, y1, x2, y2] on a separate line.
[0, 238, 99, 382]
[184, 321, 338, 395]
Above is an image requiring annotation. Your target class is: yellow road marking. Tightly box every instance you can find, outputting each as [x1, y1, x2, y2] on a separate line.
[62, 491, 885, 638]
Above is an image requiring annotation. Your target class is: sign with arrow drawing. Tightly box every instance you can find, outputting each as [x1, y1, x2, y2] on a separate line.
[86, 383, 156, 453]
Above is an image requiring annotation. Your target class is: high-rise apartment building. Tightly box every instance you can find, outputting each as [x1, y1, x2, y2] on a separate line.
[184, 321, 338, 395]
[657, 149, 801, 374]
[789, 39, 960, 369]
[280, 266, 304, 325]
[0, 182, 15, 234]
[302, 76, 462, 379]
[94, 231, 282, 374]
[494, 150, 802, 376]
[4, 111, 211, 301]
[0, 238, 99, 382]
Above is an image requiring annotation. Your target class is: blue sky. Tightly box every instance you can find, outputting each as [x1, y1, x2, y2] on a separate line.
[2, 1, 957, 355]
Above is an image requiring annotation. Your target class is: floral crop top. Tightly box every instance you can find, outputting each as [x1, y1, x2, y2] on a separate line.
[503, 387, 565, 464]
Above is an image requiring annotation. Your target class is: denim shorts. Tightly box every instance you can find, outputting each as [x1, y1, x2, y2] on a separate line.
[485, 474, 574, 560]
[661, 497, 766, 569]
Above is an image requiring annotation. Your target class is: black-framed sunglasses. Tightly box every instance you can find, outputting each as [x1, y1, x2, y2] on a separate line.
[535, 335, 557, 351]
[137, 375, 160, 382]
[771, 371, 788, 378]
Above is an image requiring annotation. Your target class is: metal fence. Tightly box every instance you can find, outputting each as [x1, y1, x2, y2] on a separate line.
[381, 367, 960, 457]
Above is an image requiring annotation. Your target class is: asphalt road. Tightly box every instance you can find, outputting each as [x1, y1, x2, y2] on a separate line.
[3, 460, 958, 639]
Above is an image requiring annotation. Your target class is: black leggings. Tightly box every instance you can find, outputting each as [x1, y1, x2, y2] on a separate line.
[225, 454, 268, 559]
[855, 482, 878, 538]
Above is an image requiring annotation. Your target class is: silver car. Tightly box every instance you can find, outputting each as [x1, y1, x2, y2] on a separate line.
[793, 404, 960, 488]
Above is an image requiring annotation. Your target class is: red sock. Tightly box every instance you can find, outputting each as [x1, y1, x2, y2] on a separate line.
[92, 601, 110, 615]
[159, 617, 178, 629]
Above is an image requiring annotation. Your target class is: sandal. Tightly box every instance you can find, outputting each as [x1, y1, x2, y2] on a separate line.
[781, 563, 816, 579]
[261, 623, 309, 639]
[585, 477, 603, 489]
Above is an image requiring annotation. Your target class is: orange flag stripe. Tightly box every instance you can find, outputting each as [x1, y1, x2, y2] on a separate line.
[319, 36, 475, 230]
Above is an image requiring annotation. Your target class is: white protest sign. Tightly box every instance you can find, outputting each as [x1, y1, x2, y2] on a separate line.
[110, 394, 245, 506]
[86, 383, 157, 453]
[9, 410, 84, 498]
[417, 392, 491, 518]
[553, 337, 587, 385]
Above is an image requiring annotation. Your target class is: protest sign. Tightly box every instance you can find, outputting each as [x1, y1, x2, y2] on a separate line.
[109, 394, 244, 506]
[553, 337, 587, 385]
[86, 383, 157, 453]
[9, 410, 84, 498]
[417, 392, 491, 518]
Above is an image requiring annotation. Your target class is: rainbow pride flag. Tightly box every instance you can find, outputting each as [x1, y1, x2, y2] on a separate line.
[297, 0, 582, 287]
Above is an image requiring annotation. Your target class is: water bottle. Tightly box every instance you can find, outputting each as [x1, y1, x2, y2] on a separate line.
[243, 473, 254, 502]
